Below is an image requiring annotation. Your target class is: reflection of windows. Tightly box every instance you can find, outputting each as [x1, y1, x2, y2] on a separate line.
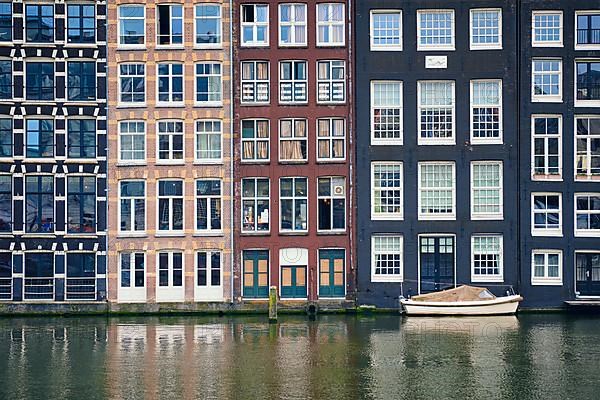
[158, 251, 183, 287]
[576, 61, 600, 104]
[67, 4, 95, 44]
[0, 118, 11, 157]
[242, 178, 269, 232]
[197, 251, 221, 287]
[371, 81, 402, 144]
[471, 80, 502, 143]
[119, 64, 145, 103]
[66, 252, 96, 300]
[119, 121, 145, 162]
[24, 252, 54, 300]
[196, 179, 222, 232]
[279, 60, 307, 103]
[67, 119, 96, 158]
[370, 10, 402, 50]
[471, 161, 503, 220]
[157, 4, 183, 45]
[371, 235, 403, 282]
[279, 119, 307, 162]
[317, 60, 345, 103]
[575, 194, 600, 236]
[532, 116, 561, 178]
[371, 162, 403, 220]
[279, 3, 306, 46]
[195, 120, 222, 162]
[118, 5, 145, 45]
[241, 119, 269, 162]
[0, 2, 12, 42]
[532, 59, 562, 102]
[26, 119, 54, 158]
[318, 177, 346, 232]
[241, 4, 269, 46]
[576, 117, 600, 179]
[531, 250, 562, 285]
[280, 177, 307, 232]
[418, 162, 455, 220]
[317, 3, 344, 46]
[67, 176, 96, 234]
[26, 4, 53, 42]
[576, 12, 600, 46]
[0, 59, 12, 99]
[532, 11, 562, 47]
[119, 181, 145, 233]
[157, 63, 183, 103]
[418, 81, 455, 144]
[531, 193, 561, 236]
[195, 62, 222, 104]
[157, 120, 184, 162]
[241, 61, 269, 103]
[158, 180, 184, 232]
[120, 252, 145, 288]
[26, 62, 54, 100]
[25, 176, 54, 233]
[417, 10, 454, 50]
[195, 4, 221, 45]
[317, 118, 345, 161]
[471, 235, 503, 282]
[0, 175, 11, 232]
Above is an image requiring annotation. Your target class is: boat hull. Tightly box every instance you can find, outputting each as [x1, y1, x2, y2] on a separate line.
[401, 295, 523, 316]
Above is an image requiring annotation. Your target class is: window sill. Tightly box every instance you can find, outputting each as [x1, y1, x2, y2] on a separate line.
[64, 43, 98, 48]
[532, 174, 563, 181]
[575, 100, 600, 108]
[21, 233, 57, 238]
[240, 102, 271, 107]
[155, 161, 185, 166]
[64, 158, 99, 164]
[117, 233, 148, 238]
[155, 232, 186, 237]
[278, 101, 309, 106]
[64, 234, 98, 239]
[193, 232, 224, 237]
[240, 160, 270, 164]
[279, 231, 308, 236]
[316, 159, 347, 164]
[470, 45, 503, 51]
[417, 46, 455, 52]
[22, 158, 57, 163]
[116, 162, 147, 167]
[470, 139, 503, 145]
[193, 160, 223, 165]
[278, 160, 308, 164]
[471, 276, 504, 283]
[575, 175, 600, 182]
[418, 215, 456, 221]
[241, 231, 271, 236]
[371, 140, 403, 146]
[22, 43, 57, 48]
[531, 230, 562, 237]
[370, 46, 403, 52]
[64, 100, 98, 106]
[371, 276, 403, 283]
[316, 101, 347, 106]
[531, 279, 563, 286]
[194, 103, 223, 108]
[155, 45, 185, 51]
[240, 43, 270, 48]
[155, 103, 185, 108]
[574, 231, 600, 238]
[575, 44, 600, 51]
[471, 215, 504, 221]
[531, 97, 563, 103]
[371, 215, 403, 221]
[193, 44, 223, 50]
[116, 104, 147, 109]
[316, 43, 346, 48]
[117, 46, 147, 51]
[316, 231, 347, 235]
[418, 140, 456, 146]
[532, 42, 563, 48]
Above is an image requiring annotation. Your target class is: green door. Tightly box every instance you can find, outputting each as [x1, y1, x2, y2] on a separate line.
[319, 249, 345, 297]
[281, 265, 307, 298]
[243, 250, 269, 298]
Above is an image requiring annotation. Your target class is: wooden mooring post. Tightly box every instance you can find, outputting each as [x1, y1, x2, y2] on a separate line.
[269, 286, 278, 323]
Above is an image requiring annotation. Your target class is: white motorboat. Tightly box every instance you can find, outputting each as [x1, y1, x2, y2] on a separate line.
[400, 285, 523, 316]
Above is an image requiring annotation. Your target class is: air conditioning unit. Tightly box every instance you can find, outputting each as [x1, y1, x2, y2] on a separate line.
[333, 185, 344, 196]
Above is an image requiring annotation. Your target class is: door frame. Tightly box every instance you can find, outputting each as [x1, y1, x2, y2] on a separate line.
[317, 247, 346, 299]
[574, 250, 600, 298]
[241, 248, 270, 299]
[279, 248, 308, 300]
[417, 233, 457, 295]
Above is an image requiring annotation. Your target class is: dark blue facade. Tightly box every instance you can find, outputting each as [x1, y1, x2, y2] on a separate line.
[0, 1, 107, 303]
[356, 0, 519, 308]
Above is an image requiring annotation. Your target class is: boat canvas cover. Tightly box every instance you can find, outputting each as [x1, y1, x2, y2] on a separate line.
[410, 285, 496, 302]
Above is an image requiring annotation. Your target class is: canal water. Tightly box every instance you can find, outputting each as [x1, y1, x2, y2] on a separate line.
[0, 314, 599, 400]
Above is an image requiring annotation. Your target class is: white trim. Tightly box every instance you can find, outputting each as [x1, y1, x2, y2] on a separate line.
[117, 179, 146, 235]
[278, 59, 308, 104]
[531, 114, 563, 181]
[241, 248, 270, 299]
[317, 247, 347, 298]
[417, 80, 455, 145]
[155, 3, 184, 48]
[194, 249, 224, 302]
[240, 119, 270, 163]
[574, 250, 600, 298]
[278, 118, 308, 163]
[194, 178, 223, 235]
[531, 58, 563, 103]
[155, 250, 185, 302]
[316, 3, 345, 47]
[316, 176, 346, 233]
[316, 60, 346, 104]
[156, 179, 185, 234]
[194, 61, 223, 107]
[370, 161, 403, 221]
[240, 60, 270, 104]
[574, 115, 600, 181]
[531, 10, 563, 48]
[155, 62, 184, 107]
[278, 176, 308, 233]
[240, 177, 270, 234]
[193, 3, 223, 49]
[418, 161, 456, 221]
[574, 59, 600, 108]
[574, 193, 600, 237]
[369, 9, 403, 51]
[23, 173, 56, 235]
[316, 117, 346, 162]
[469, 8, 503, 50]
[470, 161, 503, 221]
[194, 118, 223, 163]
[470, 234, 504, 283]
[279, 248, 308, 300]
[370, 80, 403, 146]
[370, 234, 403, 283]
[417, 234, 457, 295]
[240, 3, 269, 47]
[470, 79, 503, 144]
[416, 9, 455, 51]
[117, 119, 146, 165]
[117, 4, 146, 49]
[278, 3, 307, 47]
[155, 119, 184, 165]
[531, 249, 563, 286]
[65, 174, 97, 235]
[117, 62, 146, 106]
[575, 11, 600, 51]
[531, 192, 562, 237]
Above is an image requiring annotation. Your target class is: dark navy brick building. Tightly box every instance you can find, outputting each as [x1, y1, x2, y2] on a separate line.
[355, 0, 519, 308]
[0, 1, 107, 302]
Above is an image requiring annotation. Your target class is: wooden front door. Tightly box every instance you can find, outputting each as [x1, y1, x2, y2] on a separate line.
[281, 265, 306, 298]
[576, 252, 600, 296]
[419, 236, 455, 293]
[243, 250, 269, 298]
[319, 249, 345, 298]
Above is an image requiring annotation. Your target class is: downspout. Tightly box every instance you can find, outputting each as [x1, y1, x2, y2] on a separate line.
[229, 0, 235, 304]
[347, 0, 355, 304]
[515, 0, 522, 296]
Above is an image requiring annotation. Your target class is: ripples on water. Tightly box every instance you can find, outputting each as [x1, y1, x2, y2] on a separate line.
[0, 314, 599, 400]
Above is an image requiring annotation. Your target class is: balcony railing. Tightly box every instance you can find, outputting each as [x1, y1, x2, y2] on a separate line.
[24, 278, 54, 300]
[66, 278, 96, 300]
[577, 28, 600, 45]
[577, 83, 600, 101]
[0, 277, 11, 300]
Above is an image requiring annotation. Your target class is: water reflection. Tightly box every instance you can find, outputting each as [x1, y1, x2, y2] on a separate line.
[0, 315, 599, 399]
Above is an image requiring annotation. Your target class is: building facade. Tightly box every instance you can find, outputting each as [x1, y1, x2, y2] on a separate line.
[232, 0, 354, 305]
[356, 0, 519, 308]
[520, 0, 600, 307]
[106, 0, 233, 304]
[0, 0, 108, 302]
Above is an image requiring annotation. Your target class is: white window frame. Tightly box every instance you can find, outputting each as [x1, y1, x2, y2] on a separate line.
[317, 176, 346, 233]
[156, 3, 183, 47]
[194, 4, 222, 49]
[532, 10, 563, 48]
[417, 9, 455, 51]
[241, 177, 270, 233]
[575, 193, 600, 237]
[118, 120, 146, 164]
[194, 250, 223, 301]
[118, 251, 146, 303]
[470, 79, 503, 144]
[417, 80, 455, 145]
[317, 60, 346, 103]
[241, 119, 270, 163]
[118, 63, 146, 106]
[370, 80, 403, 145]
[531, 58, 563, 103]
[371, 235, 403, 283]
[156, 120, 184, 164]
[278, 3, 307, 47]
[418, 162, 456, 221]
[194, 62, 222, 106]
[575, 59, 600, 108]
[155, 250, 185, 302]
[531, 192, 562, 237]
[278, 60, 308, 104]
[278, 118, 308, 163]
[531, 115, 563, 180]
[575, 11, 600, 50]
[279, 177, 308, 233]
[471, 234, 504, 283]
[316, 117, 346, 162]
[156, 180, 184, 234]
[118, 180, 146, 235]
[195, 179, 223, 234]
[371, 162, 403, 221]
[531, 250, 563, 286]
[117, 4, 145, 49]
[156, 62, 184, 106]
[471, 161, 503, 220]
[240, 60, 270, 104]
[469, 8, 502, 50]
[370, 10, 403, 51]
[240, 4, 269, 47]
[575, 116, 600, 180]
[194, 119, 222, 163]
[316, 3, 345, 47]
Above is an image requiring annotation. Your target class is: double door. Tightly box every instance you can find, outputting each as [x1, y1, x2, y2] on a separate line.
[419, 236, 455, 293]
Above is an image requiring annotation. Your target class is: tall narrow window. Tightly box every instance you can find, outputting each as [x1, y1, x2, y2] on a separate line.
[0, 2, 12, 42]
[279, 3, 306, 46]
[157, 4, 183, 45]
[471, 80, 502, 143]
[0, 175, 11, 232]
[241, 4, 269, 46]
[120, 252, 145, 289]
[67, 176, 96, 234]
[25, 176, 54, 233]
[532, 250, 562, 285]
[279, 61, 307, 103]
[279, 119, 307, 162]
[279, 177, 308, 232]
[26, 62, 54, 101]
[26, 119, 54, 158]
[470, 9, 502, 50]
[241, 119, 269, 162]
[157, 251, 183, 288]
[197, 251, 221, 287]
[67, 119, 96, 159]
[471, 235, 503, 282]
[317, 3, 344, 46]
[576, 12, 600, 47]
[119, 180, 145, 233]
[531, 193, 562, 236]
[418, 81, 455, 144]
[157, 120, 184, 162]
[417, 10, 454, 50]
[119, 121, 145, 163]
[241, 61, 269, 103]
[576, 61, 600, 105]
[576, 117, 600, 179]
[195, 4, 222, 46]
[0, 59, 12, 99]
[471, 161, 503, 220]
[371, 235, 403, 282]
[317, 118, 345, 161]
[0, 118, 12, 158]
[532, 116, 561, 179]
[119, 64, 145, 104]
[317, 60, 345, 103]
[157, 63, 183, 104]
[25, 4, 53, 42]
[158, 180, 184, 232]
[67, 4, 95, 44]
[371, 162, 403, 220]
[418, 162, 455, 220]
[196, 179, 222, 232]
[370, 10, 402, 51]
[371, 81, 403, 145]
[65, 252, 96, 300]
[532, 11, 562, 47]
[532, 59, 562, 102]
[575, 194, 600, 236]
[195, 120, 222, 162]
[242, 178, 269, 232]
[118, 5, 145, 46]
[195, 62, 222, 104]
[318, 177, 346, 232]
[67, 61, 96, 101]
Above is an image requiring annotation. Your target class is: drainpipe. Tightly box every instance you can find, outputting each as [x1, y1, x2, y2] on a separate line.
[515, 0, 522, 295]
[229, 0, 235, 304]
[347, 0, 355, 304]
